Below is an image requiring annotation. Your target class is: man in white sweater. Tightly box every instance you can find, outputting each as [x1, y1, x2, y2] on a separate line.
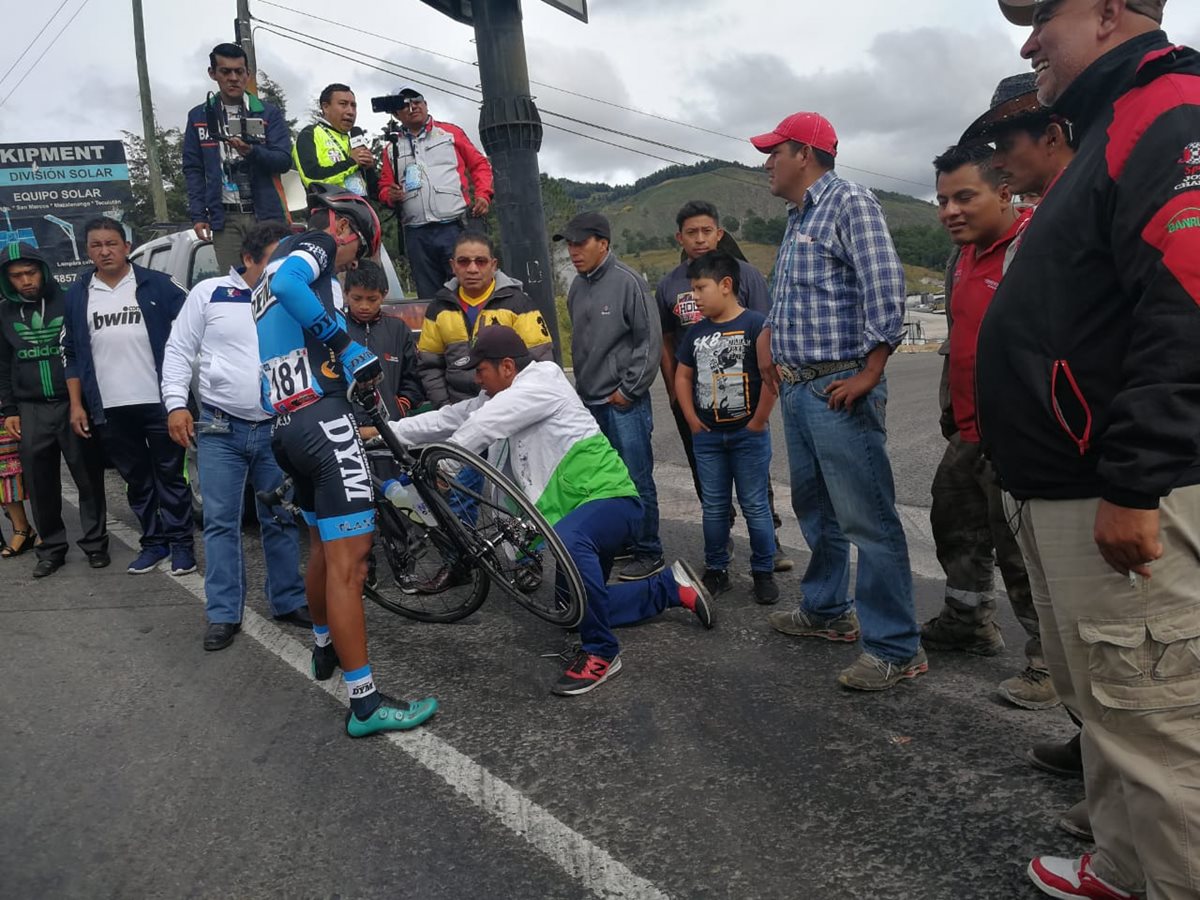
[161, 222, 310, 651]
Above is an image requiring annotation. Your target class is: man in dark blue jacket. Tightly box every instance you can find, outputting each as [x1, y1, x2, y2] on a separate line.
[182, 43, 292, 272]
[64, 217, 192, 576]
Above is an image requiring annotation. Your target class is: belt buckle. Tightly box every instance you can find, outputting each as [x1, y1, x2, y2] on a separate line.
[799, 365, 821, 383]
[777, 364, 798, 385]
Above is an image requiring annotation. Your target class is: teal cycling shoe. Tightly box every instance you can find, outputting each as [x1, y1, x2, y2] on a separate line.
[345, 695, 439, 738]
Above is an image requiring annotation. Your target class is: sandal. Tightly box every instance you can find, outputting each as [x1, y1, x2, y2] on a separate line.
[1, 527, 36, 558]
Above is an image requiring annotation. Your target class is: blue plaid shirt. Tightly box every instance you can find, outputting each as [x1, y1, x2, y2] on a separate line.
[767, 171, 906, 365]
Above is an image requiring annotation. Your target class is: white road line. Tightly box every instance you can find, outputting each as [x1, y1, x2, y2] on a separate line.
[68, 488, 671, 900]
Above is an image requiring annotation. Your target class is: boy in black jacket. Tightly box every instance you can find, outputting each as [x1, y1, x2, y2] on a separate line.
[343, 260, 424, 441]
[0, 243, 109, 577]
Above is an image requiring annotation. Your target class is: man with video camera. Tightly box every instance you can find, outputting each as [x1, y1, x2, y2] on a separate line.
[375, 88, 494, 300]
[182, 43, 293, 273]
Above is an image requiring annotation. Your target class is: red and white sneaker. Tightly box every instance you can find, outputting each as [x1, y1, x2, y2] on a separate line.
[1027, 853, 1137, 899]
[551, 651, 622, 696]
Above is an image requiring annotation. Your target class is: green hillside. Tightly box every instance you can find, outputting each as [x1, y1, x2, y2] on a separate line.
[597, 167, 939, 240]
[620, 244, 944, 295]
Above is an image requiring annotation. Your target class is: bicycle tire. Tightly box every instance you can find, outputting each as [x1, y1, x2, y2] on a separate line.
[415, 442, 587, 629]
[364, 500, 489, 623]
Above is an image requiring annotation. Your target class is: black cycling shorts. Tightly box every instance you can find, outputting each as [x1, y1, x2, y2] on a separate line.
[271, 396, 375, 541]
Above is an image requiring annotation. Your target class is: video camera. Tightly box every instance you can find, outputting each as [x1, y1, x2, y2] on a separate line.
[207, 93, 266, 144]
[371, 93, 421, 115]
[223, 114, 266, 144]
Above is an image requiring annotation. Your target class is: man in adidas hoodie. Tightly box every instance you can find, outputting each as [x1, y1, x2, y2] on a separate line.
[389, 325, 715, 696]
[0, 243, 109, 578]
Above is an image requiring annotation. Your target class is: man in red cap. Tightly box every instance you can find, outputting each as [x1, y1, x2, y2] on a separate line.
[980, 2, 1200, 898]
[750, 112, 923, 692]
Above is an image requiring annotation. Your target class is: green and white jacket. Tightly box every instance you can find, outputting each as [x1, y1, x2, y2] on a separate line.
[389, 360, 638, 525]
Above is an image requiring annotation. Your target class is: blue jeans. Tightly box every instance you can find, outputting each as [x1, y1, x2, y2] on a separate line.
[197, 408, 306, 624]
[693, 426, 776, 573]
[555, 496, 680, 659]
[587, 396, 662, 558]
[778, 373, 919, 663]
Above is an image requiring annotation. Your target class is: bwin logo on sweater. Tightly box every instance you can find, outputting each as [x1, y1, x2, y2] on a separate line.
[91, 305, 142, 331]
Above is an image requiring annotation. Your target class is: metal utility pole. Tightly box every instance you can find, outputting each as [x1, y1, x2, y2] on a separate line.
[473, 0, 561, 358]
[131, 0, 168, 222]
[235, 0, 257, 88]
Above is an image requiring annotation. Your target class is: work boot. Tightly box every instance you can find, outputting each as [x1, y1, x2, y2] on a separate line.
[1057, 799, 1093, 843]
[920, 609, 1005, 656]
[999, 666, 1060, 710]
[1026, 733, 1083, 779]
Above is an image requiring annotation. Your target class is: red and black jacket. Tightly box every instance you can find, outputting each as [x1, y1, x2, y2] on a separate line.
[976, 32, 1200, 509]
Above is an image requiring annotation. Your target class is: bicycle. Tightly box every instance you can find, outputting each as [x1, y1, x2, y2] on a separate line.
[259, 387, 588, 630]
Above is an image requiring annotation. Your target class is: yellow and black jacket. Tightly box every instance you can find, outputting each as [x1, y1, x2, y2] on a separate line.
[292, 118, 374, 196]
[416, 271, 553, 406]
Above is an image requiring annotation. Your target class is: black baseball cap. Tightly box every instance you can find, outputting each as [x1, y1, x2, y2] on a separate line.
[466, 325, 531, 368]
[552, 212, 610, 243]
[398, 88, 424, 101]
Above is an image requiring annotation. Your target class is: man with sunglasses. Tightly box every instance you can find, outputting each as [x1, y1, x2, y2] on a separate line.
[416, 231, 553, 408]
[254, 187, 438, 738]
[377, 88, 494, 300]
[183, 43, 293, 272]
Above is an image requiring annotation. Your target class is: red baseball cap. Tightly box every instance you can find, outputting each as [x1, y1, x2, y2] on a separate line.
[750, 112, 839, 157]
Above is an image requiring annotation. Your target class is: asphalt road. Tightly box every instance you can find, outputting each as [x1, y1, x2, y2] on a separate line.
[2, 350, 1084, 900]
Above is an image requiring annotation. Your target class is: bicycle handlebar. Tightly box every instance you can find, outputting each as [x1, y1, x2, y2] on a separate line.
[356, 385, 417, 469]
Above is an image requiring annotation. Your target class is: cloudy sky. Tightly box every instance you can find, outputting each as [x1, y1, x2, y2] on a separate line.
[4, 0, 1200, 198]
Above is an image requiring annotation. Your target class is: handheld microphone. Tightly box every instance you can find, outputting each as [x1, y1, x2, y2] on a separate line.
[349, 126, 370, 151]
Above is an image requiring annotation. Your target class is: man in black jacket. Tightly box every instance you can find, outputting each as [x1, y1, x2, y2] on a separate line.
[0, 244, 108, 577]
[982, 2, 1199, 898]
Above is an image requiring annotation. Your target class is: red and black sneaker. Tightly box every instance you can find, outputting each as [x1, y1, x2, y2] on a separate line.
[551, 651, 622, 696]
[1027, 853, 1137, 899]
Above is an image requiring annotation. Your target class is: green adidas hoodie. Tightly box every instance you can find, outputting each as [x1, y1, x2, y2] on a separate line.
[0, 243, 68, 415]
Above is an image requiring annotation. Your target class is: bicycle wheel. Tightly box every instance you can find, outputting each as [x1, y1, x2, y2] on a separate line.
[364, 500, 489, 623]
[415, 442, 587, 629]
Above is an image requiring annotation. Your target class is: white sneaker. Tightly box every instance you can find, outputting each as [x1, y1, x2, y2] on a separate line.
[1027, 853, 1137, 899]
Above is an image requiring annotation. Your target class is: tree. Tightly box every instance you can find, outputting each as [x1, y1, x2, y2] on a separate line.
[255, 70, 298, 135]
[122, 126, 190, 242]
[723, 215, 740, 234]
[890, 225, 954, 270]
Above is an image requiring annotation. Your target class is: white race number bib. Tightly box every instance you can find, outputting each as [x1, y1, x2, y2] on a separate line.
[263, 347, 321, 413]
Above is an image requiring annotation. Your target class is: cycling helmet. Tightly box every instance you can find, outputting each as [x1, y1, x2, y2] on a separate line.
[307, 184, 382, 259]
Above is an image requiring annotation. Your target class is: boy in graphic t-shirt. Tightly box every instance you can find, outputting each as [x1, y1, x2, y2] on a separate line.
[674, 251, 778, 604]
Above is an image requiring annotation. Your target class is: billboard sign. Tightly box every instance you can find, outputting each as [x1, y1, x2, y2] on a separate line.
[0, 140, 133, 288]
[418, 0, 587, 25]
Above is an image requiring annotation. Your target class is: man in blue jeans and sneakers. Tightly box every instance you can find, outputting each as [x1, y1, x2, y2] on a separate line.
[161, 221, 311, 651]
[556, 212, 664, 582]
[390, 325, 715, 695]
[749, 112, 925, 691]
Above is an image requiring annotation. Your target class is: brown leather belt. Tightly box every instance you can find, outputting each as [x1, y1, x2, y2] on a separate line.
[777, 359, 864, 385]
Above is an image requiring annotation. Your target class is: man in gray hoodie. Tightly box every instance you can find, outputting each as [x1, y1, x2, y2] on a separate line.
[556, 212, 664, 581]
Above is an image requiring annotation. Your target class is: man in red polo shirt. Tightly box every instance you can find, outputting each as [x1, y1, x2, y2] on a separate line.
[922, 143, 1051, 709]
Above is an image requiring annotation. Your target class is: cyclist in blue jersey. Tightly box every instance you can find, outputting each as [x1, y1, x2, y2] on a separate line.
[254, 186, 437, 737]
